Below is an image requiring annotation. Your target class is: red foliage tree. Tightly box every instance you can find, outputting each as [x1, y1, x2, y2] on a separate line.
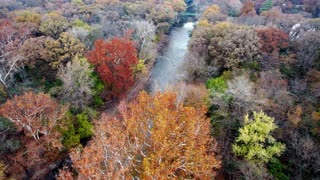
[256, 28, 289, 57]
[86, 37, 138, 98]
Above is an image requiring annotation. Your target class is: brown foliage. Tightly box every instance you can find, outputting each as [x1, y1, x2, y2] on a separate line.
[240, 1, 257, 16]
[256, 28, 289, 57]
[0, 91, 67, 141]
[287, 105, 303, 127]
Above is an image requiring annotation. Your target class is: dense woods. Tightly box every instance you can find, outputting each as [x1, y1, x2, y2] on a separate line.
[0, 0, 319, 179]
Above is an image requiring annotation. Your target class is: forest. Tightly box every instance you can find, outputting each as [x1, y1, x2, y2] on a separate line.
[0, 0, 319, 179]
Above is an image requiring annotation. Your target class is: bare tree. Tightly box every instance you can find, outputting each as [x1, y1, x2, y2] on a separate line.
[285, 131, 320, 178]
[57, 56, 94, 111]
[238, 161, 272, 180]
[227, 74, 268, 115]
[129, 20, 156, 60]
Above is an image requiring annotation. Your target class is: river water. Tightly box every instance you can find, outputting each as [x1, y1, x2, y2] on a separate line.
[149, 22, 195, 92]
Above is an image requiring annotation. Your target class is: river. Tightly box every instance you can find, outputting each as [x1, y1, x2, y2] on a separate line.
[149, 22, 195, 92]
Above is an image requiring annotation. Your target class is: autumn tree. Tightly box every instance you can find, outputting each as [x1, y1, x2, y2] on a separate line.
[46, 32, 85, 69]
[70, 91, 220, 179]
[201, 5, 226, 23]
[149, 4, 175, 24]
[240, 1, 256, 16]
[256, 28, 289, 57]
[0, 19, 30, 97]
[232, 111, 285, 163]
[40, 12, 70, 39]
[11, 10, 41, 25]
[295, 31, 320, 74]
[164, 0, 186, 12]
[208, 23, 261, 70]
[20, 33, 84, 70]
[0, 162, 6, 179]
[57, 56, 94, 111]
[0, 91, 67, 141]
[19, 36, 53, 68]
[86, 37, 138, 97]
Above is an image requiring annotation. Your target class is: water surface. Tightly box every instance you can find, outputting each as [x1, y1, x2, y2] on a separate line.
[150, 22, 194, 92]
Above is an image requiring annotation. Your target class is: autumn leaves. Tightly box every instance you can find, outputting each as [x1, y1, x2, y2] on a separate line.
[69, 91, 221, 179]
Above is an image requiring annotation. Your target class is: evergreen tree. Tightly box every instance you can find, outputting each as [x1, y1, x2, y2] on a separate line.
[259, 0, 273, 13]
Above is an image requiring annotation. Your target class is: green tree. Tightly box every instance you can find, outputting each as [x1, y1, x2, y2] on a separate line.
[232, 111, 285, 163]
[60, 111, 94, 149]
[206, 76, 227, 93]
[259, 0, 273, 13]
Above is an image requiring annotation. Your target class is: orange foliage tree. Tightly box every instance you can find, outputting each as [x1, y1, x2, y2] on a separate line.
[70, 91, 220, 179]
[0, 91, 67, 141]
[256, 28, 289, 57]
[86, 37, 138, 98]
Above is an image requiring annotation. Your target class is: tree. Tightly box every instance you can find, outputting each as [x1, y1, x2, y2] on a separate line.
[306, 69, 320, 99]
[0, 162, 6, 179]
[45, 32, 85, 69]
[256, 28, 289, 57]
[19, 36, 53, 67]
[71, 91, 220, 179]
[303, 0, 320, 17]
[86, 37, 138, 97]
[40, 12, 70, 39]
[257, 70, 293, 119]
[0, 91, 67, 140]
[296, 31, 320, 74]
[284, 131, 320, 178]
[232, 111, 285, 163]
[59, 111, 94, 149]
[20, 33, 85, 70]
[12, 10, 41, 25]
[129, 20, 156, 60]
[57, 56, 94, 110]
[208, 23, 261, 70]
[227, 75, 268, 115]
[149, 4, 175, 24]
[201, 5, 226, 23]
[164, 0, 186, 12]
[240, 1, 256, 16]
[259, 0, 273, 13]
[0, 19, 30, 97]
